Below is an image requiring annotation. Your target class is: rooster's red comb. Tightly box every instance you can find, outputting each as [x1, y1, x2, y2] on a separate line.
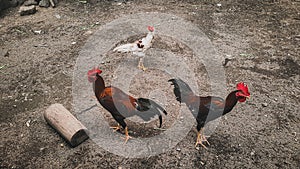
[87, 67, 102, 82]
[147, 26, 154, 32]
[88, 67, 102, 76]
[236, 82, 250, 96]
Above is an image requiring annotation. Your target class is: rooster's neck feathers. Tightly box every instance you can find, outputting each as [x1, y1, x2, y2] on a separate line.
[223, 90, 239, 114]
[94, 74, 105, 96]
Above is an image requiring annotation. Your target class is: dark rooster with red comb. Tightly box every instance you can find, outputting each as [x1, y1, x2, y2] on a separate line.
[168, 78, 250, 148]
[88, 67, 167, 143]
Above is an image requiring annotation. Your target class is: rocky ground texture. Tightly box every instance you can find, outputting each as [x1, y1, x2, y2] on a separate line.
[0, 0, 299, 168]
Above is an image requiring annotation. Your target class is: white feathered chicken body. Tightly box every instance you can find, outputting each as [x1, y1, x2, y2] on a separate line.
[113, 26, 155, 57]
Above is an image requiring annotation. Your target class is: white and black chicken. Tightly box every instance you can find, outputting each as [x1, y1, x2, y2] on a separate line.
[113, 26, 155, 71]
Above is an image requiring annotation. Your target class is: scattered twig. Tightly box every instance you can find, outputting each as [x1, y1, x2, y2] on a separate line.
[34, 44, 49, 47]
[79, 0, 87, 4]
[239, 53, 252, 57]
[223, 58, 232, 67]
[14, 28, 26, 34]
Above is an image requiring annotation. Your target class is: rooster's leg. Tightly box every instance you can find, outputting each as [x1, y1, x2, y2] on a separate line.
[202, 133, 210, 146]
[195, 130, 207, 149]
[195, 128, 210, 149]
[110, 124, 121, 132]
[123, 127, 132, 144]
[138, 57, 147, 71]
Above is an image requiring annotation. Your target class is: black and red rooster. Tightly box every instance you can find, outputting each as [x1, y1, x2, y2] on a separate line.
[88, 67, 167, 143]
[168, 78, 250, 148]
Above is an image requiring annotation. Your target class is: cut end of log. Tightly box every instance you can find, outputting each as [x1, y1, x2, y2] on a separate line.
[44, 103, 89, 147]
[70, 129, 89, 147]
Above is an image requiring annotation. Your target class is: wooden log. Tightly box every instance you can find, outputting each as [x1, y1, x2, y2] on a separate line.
[44, 103, 89, 147]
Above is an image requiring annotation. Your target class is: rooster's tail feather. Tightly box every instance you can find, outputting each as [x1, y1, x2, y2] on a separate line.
[136, 98, 167, 128]
[168, 78, 194, 103]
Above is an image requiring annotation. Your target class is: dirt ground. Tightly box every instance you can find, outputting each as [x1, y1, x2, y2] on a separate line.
[0, 0, 299, 168]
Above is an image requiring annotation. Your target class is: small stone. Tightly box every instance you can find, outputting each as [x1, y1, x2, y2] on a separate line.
[54, 14, 61, 19]
[23, 0, 38, 6]
[39, 0, 50, 7]
[176, 147, 181, 151]
[262, 103, 268, 107]
[34, 30, 42, 34]
[24, 95, 28, 101]
[84, 30, 93, 35]
[60, 143, 64, 147]
[26, 119, 31, 127]
[13, 105, 17, 108]
[40, 147, 45, 151]
[71, 42, 76, 45]
[200, 161, 204, 165]
[217, 3, 222, 7]
[250, 151, 255, 156]
[19, 5, 36, 16]
[225, 54, 233, 59]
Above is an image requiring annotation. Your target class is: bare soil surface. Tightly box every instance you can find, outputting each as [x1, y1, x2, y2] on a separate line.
[0, 0, 299, 168]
